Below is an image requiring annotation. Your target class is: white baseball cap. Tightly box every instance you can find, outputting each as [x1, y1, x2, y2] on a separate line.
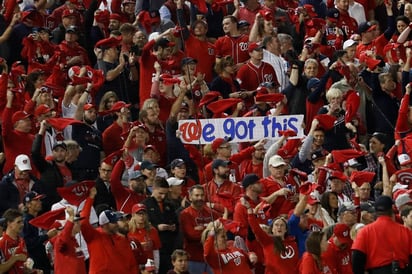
[15, 154, 32, 171]
[343, 39, 358, 50]
[167, 177, 184, 186]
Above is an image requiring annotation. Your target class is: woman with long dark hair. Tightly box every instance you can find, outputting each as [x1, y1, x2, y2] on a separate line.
[320, 191, 339, 224]
[241, 198, 299, 274]
[299, 231, 328, 273]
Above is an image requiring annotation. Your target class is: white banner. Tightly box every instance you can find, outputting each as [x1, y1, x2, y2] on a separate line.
[178, 115, 304, 144]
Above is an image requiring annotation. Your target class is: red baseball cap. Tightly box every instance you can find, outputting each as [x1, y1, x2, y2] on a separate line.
[110, 101, 131, 112]
[333, 223, 353, 245]
[211, 137, 232, 153]
[12, 111, 32, 124]
[35, 104, 52, 117]
[83, 104, 95, 111]
[132, 203, 147, 214]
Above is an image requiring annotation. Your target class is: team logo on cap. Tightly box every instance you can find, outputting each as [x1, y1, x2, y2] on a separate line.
[343, 230, 348, 237]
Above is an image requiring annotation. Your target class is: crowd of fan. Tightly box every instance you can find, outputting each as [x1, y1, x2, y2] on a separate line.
[0, 0, 412, 273]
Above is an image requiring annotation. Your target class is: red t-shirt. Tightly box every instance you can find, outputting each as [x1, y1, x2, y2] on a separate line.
[57, 164, 72, 185]
[352, 216, 412, 270]
[237, 61, 279, 92]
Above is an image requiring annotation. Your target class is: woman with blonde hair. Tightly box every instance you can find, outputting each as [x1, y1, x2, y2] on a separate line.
[128, 203, 161, 272]
[202, 220, 257, 273]
[96, 91, 118, 131]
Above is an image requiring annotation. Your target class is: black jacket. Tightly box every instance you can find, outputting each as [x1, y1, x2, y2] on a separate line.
[31, 134, 71, 211]
[142, 196, 180, 253]
[0, 172, 41, 216]
[94, 177, 117, 210]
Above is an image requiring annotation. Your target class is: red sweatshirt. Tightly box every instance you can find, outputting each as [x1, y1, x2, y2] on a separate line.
[80, 197, 138, 274]
[0, 233, 27, 274]
[52, 221, 87, 274]
[248, 214, 299, 274]
[110, 160, 147, 213]
[204, 180, 242, 216]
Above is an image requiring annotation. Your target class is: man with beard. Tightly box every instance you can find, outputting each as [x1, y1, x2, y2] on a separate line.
[179, 185, 219, 274]
[234, 174, 271, 274]
[239, 141, 266, 179]
[81, 188, 138, 273]
[204, 159, 242, 218]
[140, 107, 167, 167]
[69, 103, 103, 181]
[115, 211, 147, 269]
[32, 120, 72, 212]
[110, 157, 149, 213]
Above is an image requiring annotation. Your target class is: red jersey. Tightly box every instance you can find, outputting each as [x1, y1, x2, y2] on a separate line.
[352, 216, 412, 270]
[248, 214, 299, 274]
[260, 176, 298, 218]
[128, 227, 161, 260]
[180, 206, 220, 261]
[204, 180, 242, 215]
[215, 34, 250, 64]
[0, 233, 28, 274]
[336, 9, 358, 37]
[204, 234, 253, 274]
[237, 61, 279, 92]
[52, 221, 87, 274]
[110, 160, 147, 213]
[322, 238, 352, 274]
[185, 35, 216, 82]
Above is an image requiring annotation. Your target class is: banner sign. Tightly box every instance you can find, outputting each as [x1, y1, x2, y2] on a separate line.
[178, 115, 304, 144]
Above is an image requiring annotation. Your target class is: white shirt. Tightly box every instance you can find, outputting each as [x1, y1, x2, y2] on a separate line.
[263, 49, 289, 91]
[349, 1, 366, 25]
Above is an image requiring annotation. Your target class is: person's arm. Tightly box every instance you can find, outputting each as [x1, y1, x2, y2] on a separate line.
[232, 0, 240, 18]
[80, 187, 97, 242]
[55, 208, 75, 254]
[383, 1, 396, 41]
[31, 121, 50, 173]
[73, 83, 92, 121]
[397, 22, 412, 44]
[249, 14, 261, 42]
[294, 193, 307, 217]
[105, 54, 126, 82]
[62, 84, 77, 108]
[0, 13, 19, 44]
[379, 155, 392, 197]
[169, 80, 187, 120]
[109, 158, 127, 195]
[298, 119, 318, 162]
[263, 136, 287, 177]
[0, 253, 26, 273]
[150, 62, 161, 99]
[176, 0, 190, 40]
[352, 250, 367, 274]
